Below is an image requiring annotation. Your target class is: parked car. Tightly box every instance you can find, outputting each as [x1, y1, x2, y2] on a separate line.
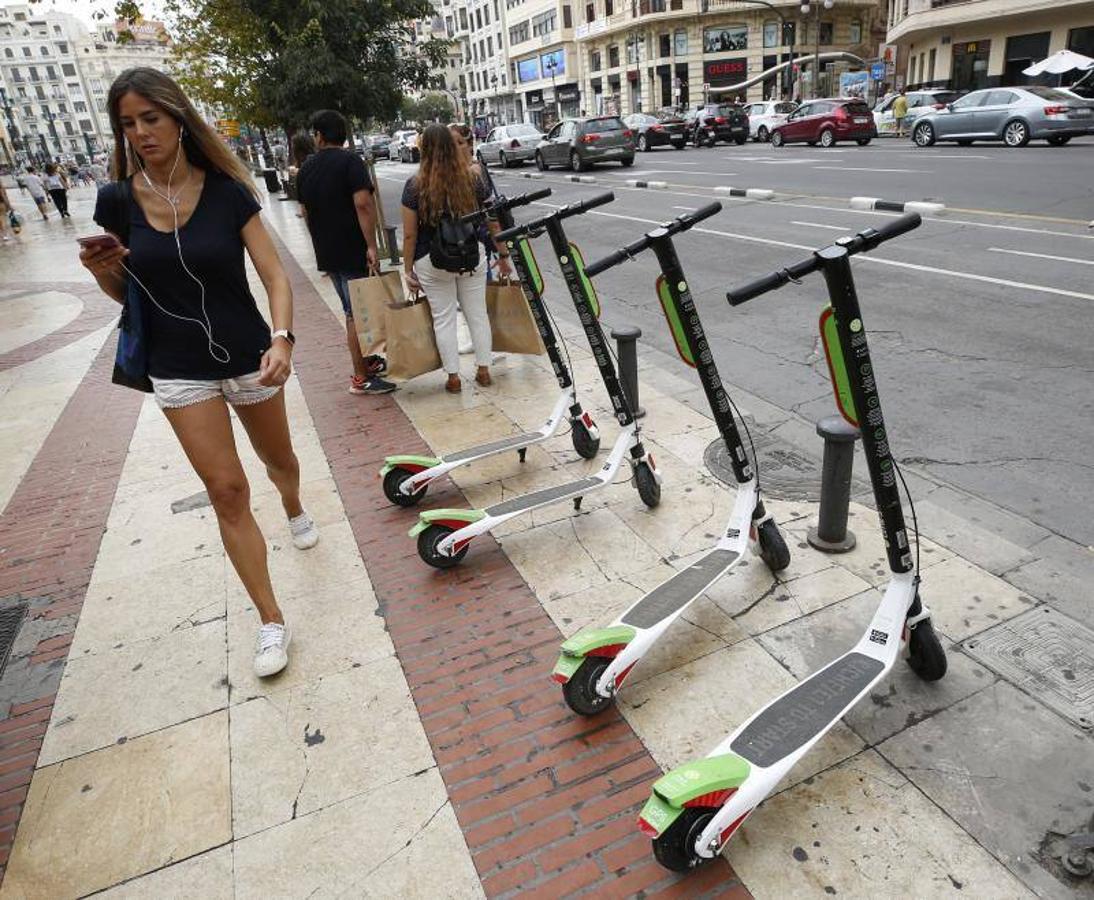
[911, 85, 1094, 147]
[534, 116, 635, 171]
[367, 134, 392, 158]
[477, 124, 544, 167]
[623, 111, 688, 151]
[684, 103, 749, 146]
[770, 98, 876, 147]
[742, 100, 798, 141]
[1059, 84, 1094, 102]
[872, 89, 958, 136]
[389, 129, 418, 161]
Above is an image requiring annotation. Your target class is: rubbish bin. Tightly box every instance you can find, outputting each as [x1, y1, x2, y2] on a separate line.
[262, 168, 282, 193]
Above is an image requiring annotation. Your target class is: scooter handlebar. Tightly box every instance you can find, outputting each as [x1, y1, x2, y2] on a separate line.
[457, 187, 555, 226]
[495, 190, 616, 242]
[560, 190, 615, 219]
[584, 202, 723, 278]
[726, 212, 922, 306]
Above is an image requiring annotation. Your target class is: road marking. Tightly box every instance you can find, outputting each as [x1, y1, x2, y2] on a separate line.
[791, 221, 852, 231]
[588, 208, 1094, 303]
[673, 205, 697, 211]
[813, 166, 929, 174]
[988, 248, 1094, 266]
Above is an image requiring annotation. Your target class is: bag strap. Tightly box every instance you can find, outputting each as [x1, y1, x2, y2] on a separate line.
[115, 178, 131, 247]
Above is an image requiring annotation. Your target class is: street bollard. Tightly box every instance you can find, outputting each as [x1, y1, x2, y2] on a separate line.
[807, 415, 859, 553]
[384, 225, 401, 266]
[611, 325, 645, 420]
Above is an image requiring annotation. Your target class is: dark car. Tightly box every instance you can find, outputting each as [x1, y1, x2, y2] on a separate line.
[535, 116, 635, 171]
[623, 111, 688, 151]
[771, 98, 877, 147]
[684, 103, 749, 147]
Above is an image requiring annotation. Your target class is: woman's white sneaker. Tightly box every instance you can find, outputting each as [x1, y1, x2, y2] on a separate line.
[289, 512, 319, 550]
[254, 623, 291, 677]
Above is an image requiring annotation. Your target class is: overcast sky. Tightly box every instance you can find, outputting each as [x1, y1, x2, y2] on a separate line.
[29, 0, 168, 28]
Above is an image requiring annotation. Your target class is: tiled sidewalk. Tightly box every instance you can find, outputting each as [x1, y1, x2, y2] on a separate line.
[0, 184, 1088, 898]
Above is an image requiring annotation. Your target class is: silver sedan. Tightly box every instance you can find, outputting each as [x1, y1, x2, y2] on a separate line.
[912, 85, 1094, 147]
[476, 124, 544, 167]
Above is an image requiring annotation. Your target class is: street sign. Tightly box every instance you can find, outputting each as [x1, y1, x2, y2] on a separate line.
[870, 62, 885, 81]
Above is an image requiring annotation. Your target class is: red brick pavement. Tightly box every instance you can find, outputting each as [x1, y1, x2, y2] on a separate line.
[0, 333, 143, 877]
[277, 240, 751, 898]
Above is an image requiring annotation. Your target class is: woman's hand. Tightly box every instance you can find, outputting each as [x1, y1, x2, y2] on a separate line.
[79, 241, 128, 278]
[495, 255, 513, 281]
[258, 338, 293, 386]
[405, 268, 422, 294]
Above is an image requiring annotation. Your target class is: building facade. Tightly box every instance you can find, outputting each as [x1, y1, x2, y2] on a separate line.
[505, 0, 581, 129]
[888, 0, 1094, 93]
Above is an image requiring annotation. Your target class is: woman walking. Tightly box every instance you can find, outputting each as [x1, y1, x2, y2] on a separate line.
[401, 124, 510, 392]
[45, 163, 71, 218]
[78, 67, 315, 677]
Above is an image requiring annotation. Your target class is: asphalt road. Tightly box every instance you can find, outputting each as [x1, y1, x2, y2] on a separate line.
[372, 151, 1094, 550]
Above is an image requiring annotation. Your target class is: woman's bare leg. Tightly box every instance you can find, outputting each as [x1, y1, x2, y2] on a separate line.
[233, 389, 303, 520]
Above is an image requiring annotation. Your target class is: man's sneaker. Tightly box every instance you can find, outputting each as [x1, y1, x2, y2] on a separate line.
[254, 623, 291, 677]
[349, 375, 396, 395]
[364, 354, 387, 376]
[289, 512, 319, 550]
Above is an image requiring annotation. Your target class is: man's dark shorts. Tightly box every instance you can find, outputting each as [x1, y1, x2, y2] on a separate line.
[330, 271, 368, 317]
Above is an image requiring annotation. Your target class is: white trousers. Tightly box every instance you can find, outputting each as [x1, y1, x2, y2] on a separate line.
[415, 256, 492, 374]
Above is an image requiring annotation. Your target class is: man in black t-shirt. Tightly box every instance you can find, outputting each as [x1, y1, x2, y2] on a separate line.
[297, 109, 395, 395]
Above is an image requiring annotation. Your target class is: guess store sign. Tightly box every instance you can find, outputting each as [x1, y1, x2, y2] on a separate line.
[704, 58, 747, 87]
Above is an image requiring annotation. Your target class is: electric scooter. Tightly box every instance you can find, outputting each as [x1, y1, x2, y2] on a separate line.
[550, 203, 792, 714]
[380, 187, 602, 508]
[410, 191, 662, 568]
[638, 213, 948, 871]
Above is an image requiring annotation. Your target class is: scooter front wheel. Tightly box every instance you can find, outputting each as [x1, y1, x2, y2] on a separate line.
[562, 657, 613, 716]
[907, 616, 947, 681]
[635, 462, 661, 508]
[652, 807, 716, 872]
[757, 519, 790, 573]
[417, 524, 468, 569]
[383, 467, 428, 507]
[571, 418, 601, 460]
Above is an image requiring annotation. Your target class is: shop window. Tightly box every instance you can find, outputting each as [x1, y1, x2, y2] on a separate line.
[563, 4, 572, 28]
[849, 20, 861, 44]
[1068, 25, 1094, 58]
[763, 21, 779, 48]
[674, 28, 687, 55]
[608, 44, 620, 67]
[659, 33, 670, 57]
[928, 48, 936, 82]
[590, 49, 602, 71]
[818, 21, 833, 45]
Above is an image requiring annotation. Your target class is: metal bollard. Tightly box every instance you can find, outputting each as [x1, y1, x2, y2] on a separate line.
[611, 325, 645, 420]
[384, 225, 401, 266]
[807, 415, 859, 553]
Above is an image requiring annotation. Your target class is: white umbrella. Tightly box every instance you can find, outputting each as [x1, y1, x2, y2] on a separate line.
[1023, 49, 1094, 76]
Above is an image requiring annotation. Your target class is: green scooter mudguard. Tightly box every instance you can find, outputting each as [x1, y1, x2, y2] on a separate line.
[656, 275, 695, 367]
[408, 507, 485, 539]
[567, 242, 601, 319]
[552, 624, 636, 684]
[638, 753, 751, 837]
[513, 236, 545, 296]
[819, 306, 859, 427]
[380, 454, 441, 478]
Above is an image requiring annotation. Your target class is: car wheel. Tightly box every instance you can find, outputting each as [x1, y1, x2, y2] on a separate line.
[638, 134, 649, 152]
[819, 128, 836, 148]
[757, 125, 769, 142]
[1003, 119, 1030, 147]
[535, 151, 548, 171]
[570, 150, 586, 172]
[734, 136, 746, 145]
[498, 150, 509, 168]
[913, 122, 935, 147]
[705, 133, 717, 148]
[621, 156, 634, 167]
[856, 138, 871, 146]
[770, 130, 784, 147]
[672, 141, 685, 150]
[1047, 135, 1072, 146]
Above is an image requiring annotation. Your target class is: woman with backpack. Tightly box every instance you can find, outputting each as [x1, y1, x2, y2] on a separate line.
[402, 123, 511, 393]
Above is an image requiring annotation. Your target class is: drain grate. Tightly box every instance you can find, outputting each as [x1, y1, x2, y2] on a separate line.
[964, 607, 1094, 731]
[0, 602, 28, 679]
[704, 422, 822, 502]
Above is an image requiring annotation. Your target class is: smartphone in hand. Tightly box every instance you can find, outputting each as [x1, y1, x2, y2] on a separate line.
[76, 234, 122, 250]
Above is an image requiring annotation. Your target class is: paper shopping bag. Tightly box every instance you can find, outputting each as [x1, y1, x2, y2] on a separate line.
[348, 271, 401, 357]
[385, 293, 443, 380]
[486, 278, 545, 356]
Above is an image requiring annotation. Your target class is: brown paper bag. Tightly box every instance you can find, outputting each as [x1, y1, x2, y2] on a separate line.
[385, 294, 443, 381]
[486, 278, 545, 355]
[348, 271, 402, 357]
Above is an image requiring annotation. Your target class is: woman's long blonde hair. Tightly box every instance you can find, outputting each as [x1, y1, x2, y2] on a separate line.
[416, 123, 476, 225]
[107, 67, 259, 200]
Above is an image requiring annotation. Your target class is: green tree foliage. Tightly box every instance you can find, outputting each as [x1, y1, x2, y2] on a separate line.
[400, 92, 457, 125]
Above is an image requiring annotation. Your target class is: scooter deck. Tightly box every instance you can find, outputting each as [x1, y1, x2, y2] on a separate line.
[445, 432, 543, 463]
[485, 476, 603, 517]
[730, 652, 884, 767]
[622, 548, 739, 629]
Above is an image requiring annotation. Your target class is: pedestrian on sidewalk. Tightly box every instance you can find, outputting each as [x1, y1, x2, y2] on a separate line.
[450, 122, 493, 354]
[288, 132, 314, 218]
[893, 89, 909, 138]
[45, 163, 71, 218]
[0, 183, 13, 242]
[401, 123, 512, 393]
[23, 167, 50, 220]
[296, 109, 395, 395]
[78, 67, 315, 678]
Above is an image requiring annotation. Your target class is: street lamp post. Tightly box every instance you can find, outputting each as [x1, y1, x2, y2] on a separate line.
[801, 0, 834, 100]
[716, 0, 794, 100]
[545, 56, 560, 123]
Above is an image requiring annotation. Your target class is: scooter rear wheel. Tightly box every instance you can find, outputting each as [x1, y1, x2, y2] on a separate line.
[757, 519, 791, 573]
[571, 419, 600, 460]
[652, 807, 716, 872]
[907, 617, 947, 681]
[417, 524, 468, 569]
[562, 657, 613, 716]
[635, 462, 661, 508]
[383, 467, 428, 507]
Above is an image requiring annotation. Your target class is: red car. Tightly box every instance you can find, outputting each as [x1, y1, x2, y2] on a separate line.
[770, 98, 877, 147]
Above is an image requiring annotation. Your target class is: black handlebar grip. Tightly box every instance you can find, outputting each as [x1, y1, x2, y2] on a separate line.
[584, 247, 630, 278]
[507, 187, 553, 208]
[563, 191, 615, 218]
[686, 202, 722, 228]
[495, 222, 526, 243]
[726, 270, 789, 306]
[857, 212, 921, 250]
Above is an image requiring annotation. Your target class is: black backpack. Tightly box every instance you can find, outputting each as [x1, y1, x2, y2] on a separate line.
[429, 212, 481, 274]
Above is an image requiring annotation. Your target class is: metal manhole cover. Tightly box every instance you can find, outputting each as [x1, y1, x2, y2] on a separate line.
[0, 602, 28, 679]
[964, 607, 1094, 730]
[704, 422, 821, 502]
